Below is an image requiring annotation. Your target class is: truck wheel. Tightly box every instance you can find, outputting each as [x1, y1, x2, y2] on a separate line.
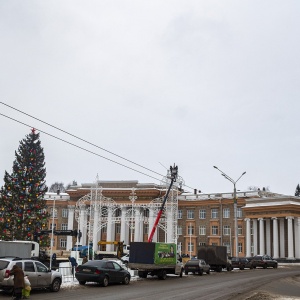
[185, 270, 188, 275]
[138, 271, 147, 278]
[158, 270, 167, 280]
[79, 281, 86, 285]
[198, 269, 203, 276]
[217, 266, 222, 272]
[179, 268, 183, 277]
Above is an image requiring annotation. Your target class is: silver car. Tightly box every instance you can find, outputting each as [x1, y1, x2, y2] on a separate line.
[0, 257, 62, 293]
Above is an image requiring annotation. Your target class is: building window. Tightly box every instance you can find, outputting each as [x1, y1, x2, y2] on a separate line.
[177, 225, 182, 236]
[50, 223, 56, 230]
[178, 210, 182, 219]
[50, 238, 55, 247]
[237, 208, 242, 218]
[177, 242, 182, 254]
[223, 208, 230, 218]
[50, 207, 57, 218]
[199, 242, 206, 246]
[144, 224, 149, 235]
[211, 208, 219, 219]
[144, 209, 149, 218]
[223, 242, 231, 254]
[199, 225, 206, 235]
[116, 224, 121, 234]
[187, 210, 194, 219]
[102, 226, 107, 234]
[250, 225, 253, 235]
[188, 242, 194, 253]
[61, 223, 68, 231]
[223, 225, 230, 235]
[115, 209, 121, 217]
[238, 225, 243, 235]
[251, 243, 254, 255]
[212, 226, 219, 235]
[199, 209, 206, 219]
[238, 242, 243, 253]
[187, 225, 194, 235]
[60, 239, 67, 248]
[62, 209, 68, 218]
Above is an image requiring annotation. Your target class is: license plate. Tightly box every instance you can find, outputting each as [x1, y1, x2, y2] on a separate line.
[83, 269, 91, 272]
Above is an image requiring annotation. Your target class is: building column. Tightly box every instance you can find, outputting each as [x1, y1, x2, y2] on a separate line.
[79, 205, 87, 246]
[148, 207, 157, 242]
[106, 207, 114, 251]
[294, 217, 300, 259]
[286, 216, 295, 259]
[279, 218, 285, 258]
[134, 208, 141, 242]
[259, 218, 265, 255]
[67, 205, 75, 250]
[253, 219, 258, 256]
[92, 205, 100, 254]
[245, 218, 251, 257]
[266, 219, 271, 256]
[120, 207, 128, 245]
[272, 217, 279, 259]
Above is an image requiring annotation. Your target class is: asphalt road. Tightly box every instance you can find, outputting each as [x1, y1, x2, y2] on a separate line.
[2, 265, 300, 300]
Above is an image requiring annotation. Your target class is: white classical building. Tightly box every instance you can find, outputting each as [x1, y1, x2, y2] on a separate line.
[243, 194, 300, 260]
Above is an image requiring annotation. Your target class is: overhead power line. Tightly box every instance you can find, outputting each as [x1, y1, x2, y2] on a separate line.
[0, 101, 195, 191]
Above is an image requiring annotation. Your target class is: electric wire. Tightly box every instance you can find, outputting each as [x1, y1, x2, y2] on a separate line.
[0, 102, 164, 178]
[0, 101, 194, 190]
[0, 112, 195, 191]
[0, 112, 161, 182]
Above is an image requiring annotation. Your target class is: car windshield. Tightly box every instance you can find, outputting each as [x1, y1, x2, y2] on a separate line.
[186, 260, 199, 266]
[83, 261, 107, 267]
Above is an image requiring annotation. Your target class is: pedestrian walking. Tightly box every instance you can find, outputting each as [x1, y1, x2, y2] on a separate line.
[9, 265, 24, 300]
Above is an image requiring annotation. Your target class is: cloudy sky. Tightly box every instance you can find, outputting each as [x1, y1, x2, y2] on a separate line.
[1, 1, 300, 195]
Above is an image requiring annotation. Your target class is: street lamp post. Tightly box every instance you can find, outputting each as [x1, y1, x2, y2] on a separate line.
[213, 166, 246, 258]
[49, 189, 60, 270]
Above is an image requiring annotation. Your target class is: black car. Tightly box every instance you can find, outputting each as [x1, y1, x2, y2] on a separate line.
[184, 259, 210, 275]
[75, 260, 131, 286]
[252, 255, 278, 269]
[231, 257, 253, 270]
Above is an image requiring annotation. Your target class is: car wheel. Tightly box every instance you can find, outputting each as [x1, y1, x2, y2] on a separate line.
[240, 267, 244, 270]
[273, 264, 278, 269]
[179, 268, 183, 277]
[50, 278, 61, 292]
[263, 264, 267, 269]
[79, 281, 86, 285]
[103, 276, 109, 287]
[198, 270, 203, 276]
[185, 270, 188, 275]
[206, 269, 210, 275]
[123, 275, 130, 285]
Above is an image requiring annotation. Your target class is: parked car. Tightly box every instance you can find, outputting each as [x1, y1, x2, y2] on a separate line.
[0, 257, 62, 293]
[75, 260, 131, 286]
[231, 257, 253, 270]
[184, 259, 210, 275]
[252, 255, 278, 269]
[121, 253, 129, 264]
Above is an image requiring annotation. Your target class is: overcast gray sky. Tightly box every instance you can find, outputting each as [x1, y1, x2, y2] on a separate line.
[1, 1, 300, 196]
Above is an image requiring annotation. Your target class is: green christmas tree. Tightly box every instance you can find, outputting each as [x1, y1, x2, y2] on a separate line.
[0, 128, 49, 245]
[295, 184, 300, 197]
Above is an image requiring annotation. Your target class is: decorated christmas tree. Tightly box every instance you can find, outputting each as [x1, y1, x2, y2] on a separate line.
[0, 128, 49, 245]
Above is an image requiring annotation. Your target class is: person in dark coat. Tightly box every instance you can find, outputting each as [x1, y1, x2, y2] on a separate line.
[68, 256, 77, 275]
[9, 265, 25, 300]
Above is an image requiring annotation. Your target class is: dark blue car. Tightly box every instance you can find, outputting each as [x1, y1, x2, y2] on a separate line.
[75, 260, 131, 287]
